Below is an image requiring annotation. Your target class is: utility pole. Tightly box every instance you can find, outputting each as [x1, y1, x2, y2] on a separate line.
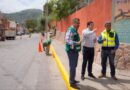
[45, 0, 48, 38]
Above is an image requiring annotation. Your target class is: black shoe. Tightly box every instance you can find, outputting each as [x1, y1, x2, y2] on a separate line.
[98, 74, 106, 78]
[74, 80, 80, 83]
[111, 76, 118, 80]
[70, 83, 80, 89]
[46, 53, 51, 56]
[81, 76, 85, 80]
[88, 74, 96, 79]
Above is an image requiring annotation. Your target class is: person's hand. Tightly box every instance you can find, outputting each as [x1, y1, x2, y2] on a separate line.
[103, 38, 106, 42]
[93, 28, 97, 32]
[93, 37, 97, 43]
[71, 45, 74, 49]
[76, 41, 81, 45]
[111, 50, 116, 54]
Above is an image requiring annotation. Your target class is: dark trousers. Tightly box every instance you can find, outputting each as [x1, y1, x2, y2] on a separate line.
[101, 49, 116, 76]
[67, 50, 79, 84]
[81, 46, 94, 76]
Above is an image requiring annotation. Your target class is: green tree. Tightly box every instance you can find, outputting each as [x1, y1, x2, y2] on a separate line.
[43, 0, 79, 21]
[25, 19, 37, 33]
[36, 16, 46, 32]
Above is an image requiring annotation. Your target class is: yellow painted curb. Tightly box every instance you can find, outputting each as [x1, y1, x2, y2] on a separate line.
[50, 45, 77, 90]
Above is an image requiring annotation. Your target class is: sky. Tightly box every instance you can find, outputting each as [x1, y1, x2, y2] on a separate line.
[0, 0, 47, 13]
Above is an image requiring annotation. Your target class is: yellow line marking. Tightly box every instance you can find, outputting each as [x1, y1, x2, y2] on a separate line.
[50, 45, 77, 90]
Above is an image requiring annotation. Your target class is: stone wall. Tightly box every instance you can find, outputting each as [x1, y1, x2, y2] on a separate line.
[115, 44, 130, 70]
[94, 43, 130, 71]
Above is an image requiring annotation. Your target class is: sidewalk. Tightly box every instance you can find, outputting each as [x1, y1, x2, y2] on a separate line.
[52, 39, 130, 90]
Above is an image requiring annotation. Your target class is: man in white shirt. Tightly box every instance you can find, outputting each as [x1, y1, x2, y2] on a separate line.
[81, 21, 96, 80]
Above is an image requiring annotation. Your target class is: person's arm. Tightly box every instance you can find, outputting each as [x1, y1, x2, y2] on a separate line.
[65, 30, 76, 45]
[80, 30, 84, 43]
[114, 33, 119, 50]
[40, 33, 45, 42]
[111, 33, 119, 54]
[93, 33, 97, 43]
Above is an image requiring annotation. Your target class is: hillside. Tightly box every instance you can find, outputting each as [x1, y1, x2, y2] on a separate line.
[4, 9, 43, 23]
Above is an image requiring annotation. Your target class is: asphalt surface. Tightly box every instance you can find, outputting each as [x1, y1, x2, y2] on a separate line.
[0, 34, 66, 90]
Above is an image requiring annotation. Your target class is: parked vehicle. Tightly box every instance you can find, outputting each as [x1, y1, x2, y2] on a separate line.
[0, 20, 5, 41]
[0, 22, 5, 41]
[5, 21, 16, 40]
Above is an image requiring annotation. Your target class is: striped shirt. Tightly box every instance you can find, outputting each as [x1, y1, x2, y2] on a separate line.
[65, 26, 76, 45]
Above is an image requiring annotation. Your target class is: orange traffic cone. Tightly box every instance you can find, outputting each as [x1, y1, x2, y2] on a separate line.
[38, 41, 43, 53]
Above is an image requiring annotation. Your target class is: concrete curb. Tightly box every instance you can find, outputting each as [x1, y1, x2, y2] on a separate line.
[50, 45, 76, 90]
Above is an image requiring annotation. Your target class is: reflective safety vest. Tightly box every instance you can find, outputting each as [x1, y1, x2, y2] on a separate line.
[101, 29, 116, 47]
[65, 26, 81, 52]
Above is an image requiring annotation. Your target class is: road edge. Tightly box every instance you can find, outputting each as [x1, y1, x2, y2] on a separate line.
[50, 45, 76, 90]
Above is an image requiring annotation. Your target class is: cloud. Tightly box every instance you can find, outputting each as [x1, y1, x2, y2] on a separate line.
[0, 0, 46, 13]
[18, 0, 38, 6]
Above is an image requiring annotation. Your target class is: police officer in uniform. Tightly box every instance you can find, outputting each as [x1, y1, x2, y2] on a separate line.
[98, 21, 119, 80]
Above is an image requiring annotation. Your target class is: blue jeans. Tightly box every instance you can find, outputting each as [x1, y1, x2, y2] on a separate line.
[67, 50, 79, 84]
[101, 49, 116, 76]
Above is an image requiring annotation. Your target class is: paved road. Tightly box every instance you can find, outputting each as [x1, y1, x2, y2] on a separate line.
[0, 34, 66, 90]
